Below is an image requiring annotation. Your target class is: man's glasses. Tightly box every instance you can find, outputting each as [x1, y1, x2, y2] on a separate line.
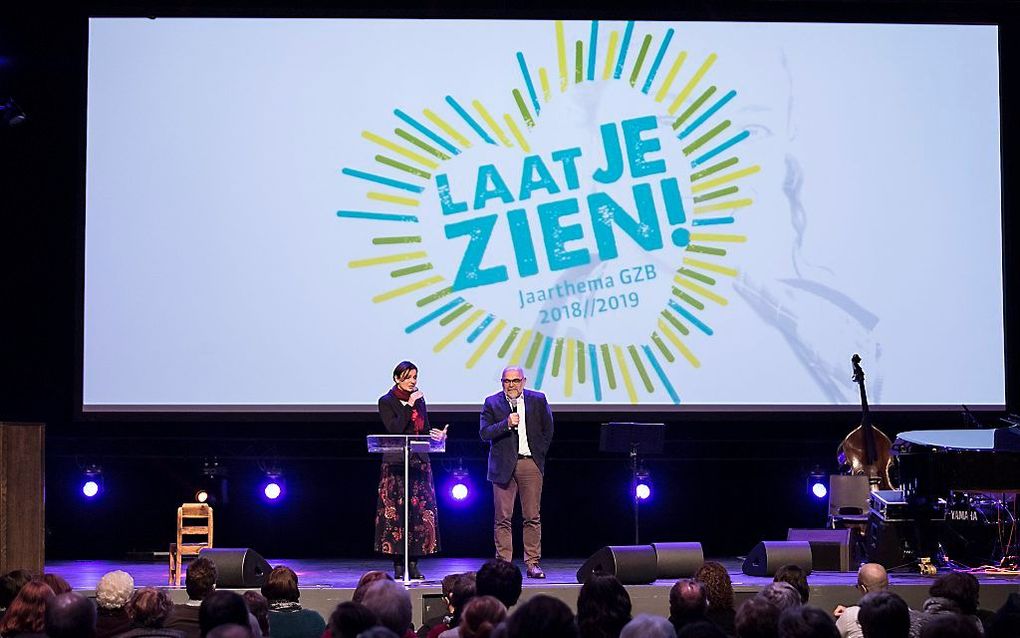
[501, 378, 523, 385]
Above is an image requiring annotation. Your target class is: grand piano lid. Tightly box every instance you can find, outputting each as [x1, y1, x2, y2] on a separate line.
[895, 429, 996, 451]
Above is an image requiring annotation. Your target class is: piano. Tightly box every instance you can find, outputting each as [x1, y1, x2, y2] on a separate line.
[894, 427, 1020, 499]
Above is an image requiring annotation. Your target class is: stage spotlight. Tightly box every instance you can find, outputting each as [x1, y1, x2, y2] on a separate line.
[195, 489, 209, 503]
[0, 98, 26, 128]
[81, 464, 103, 499]
[259, 464, 285, 503]
[808, 466, 828, 499]
[634, 467, 652, 501]
[444, 460, 473, 505]
[200, 459, 228, 505]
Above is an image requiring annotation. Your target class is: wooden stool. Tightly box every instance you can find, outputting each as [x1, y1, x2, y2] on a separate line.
[168, 503, 214, 586]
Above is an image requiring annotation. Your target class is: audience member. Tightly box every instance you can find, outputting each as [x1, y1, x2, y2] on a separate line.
[0, 572, 35, 621]
[759, 583, 801, 612]
[735, 597, 781, 638]
[474, 562, 522, 610]
[357, 629, 399, 638]
[261, 566, 325, 638]
[457, 596, 506, 638]
[42, 576, 72, 596]
[46, 592, 97, 638]
[677, 622, 727, 638]
[576, 575, 631, 638]
[777, 607, 837, 638]
[501, 595, 577, 638]
[921, 572, 983, 634]
[432, 572, 476, 638]
[326, 602, 376, 638]
[0, 579, 55, 638]
[856, 592, 910, 638]
[773, 567, 809, 605]
[352, 573, 393, 606]
[205, 625, 251, 638]
[918, 614, 981, 638]
[241, 593, 269, 638]
[199, 592, 250, 638]
[695, 562, 736, 636]
[166, 558, 218, 638]
[359, 580, 413, 638]
[833, 564, 923, 638]
[619, 614, 676, 638]
[669, 580, 708, 635]
[95, 571, 135, 638]
[116, 587, 182, 638]
[986, 592, 1020, 638]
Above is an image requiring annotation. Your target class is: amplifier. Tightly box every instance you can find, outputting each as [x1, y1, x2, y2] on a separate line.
[869, 490, 910, 521]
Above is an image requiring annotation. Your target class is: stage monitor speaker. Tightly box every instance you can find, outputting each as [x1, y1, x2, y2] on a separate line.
[787, 528, 851, 572]
[576, 545, 657, 585]
[741, 541, 813, 577]
[198, 547, 271, 588]
[651, 542, 704, 579]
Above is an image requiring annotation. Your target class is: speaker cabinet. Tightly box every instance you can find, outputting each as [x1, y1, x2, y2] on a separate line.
[651, 542, 704, 579]
[787, 528, 851, 572]
[741, 541, 813, 577]
[576, 545, 657, 584]
[199, 548, 272, 588]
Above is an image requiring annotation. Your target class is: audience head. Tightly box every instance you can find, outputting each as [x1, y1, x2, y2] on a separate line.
[199, 590, 250, 638]
[45, 592, 97, 638]
[759, 582, 802, 611]
[677, 621, 727, 638]
[459, 595, 507, 638]
[927, 572, 980, 615]
[96, 570, 135, 610]
[475, 559, 523, 609]
[352, 570, 394, 605]
[0, 570, 35, 610]
[444, 571, 477, 625]
[987, 592, 1020, 638]
[776, 606, 837, 638]
[125, 587, 173, 628]
[857, 591, 910, 638]
[669, 579, 708, 627]
[695, 561, 735, 611]
[503, 594, 578, 638]
[856, 564, 889, 595]
[735, 596, 781, 638]
[359, 579, 412, 636]
[242, 591, 269, 637]
[42, 574, 72, 596]
[773, 566, 809, 604]
[0, 579, 55, 636]
[206, 623, 252, 638]
[327, 601, 377, 638]
[620, 614, 677, 638]
[261, 565, 300, 603]
[186, 557, 219, 601]
[919, 613, 982, 638]
[577, 574, 632, 638]
[356, 628, 400, 638]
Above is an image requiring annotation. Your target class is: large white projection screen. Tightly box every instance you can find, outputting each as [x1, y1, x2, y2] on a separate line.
[84, 18, 1004, 411]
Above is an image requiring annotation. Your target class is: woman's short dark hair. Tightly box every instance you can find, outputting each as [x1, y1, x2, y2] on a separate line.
[328, 601, 378, 638]
[773, 565, 809, 604]
[392, 361, 417, 381]
[242, 591, 270, 636]
[127, 587, 174, 628]
[504, 595, 577, 638]
[577, 574, 632, 638]
[352, 571, 394, 605]
[261, 566, 300, 603]
[929, 572, 980, 615]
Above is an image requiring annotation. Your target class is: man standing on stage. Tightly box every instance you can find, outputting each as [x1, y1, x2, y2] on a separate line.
[480, 365, 554, 579]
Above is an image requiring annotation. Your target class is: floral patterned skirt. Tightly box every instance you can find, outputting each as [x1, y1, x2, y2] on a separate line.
[374, 456, 440, 556]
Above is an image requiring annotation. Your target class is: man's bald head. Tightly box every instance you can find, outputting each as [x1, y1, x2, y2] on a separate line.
[46, 592, 97, 638]
[858, 563, 889, 592]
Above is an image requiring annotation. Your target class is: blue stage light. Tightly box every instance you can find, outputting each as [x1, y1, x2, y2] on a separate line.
[264, 481, 282, 500]
[82, 480, 100, 498]
[635, 482, 651, 500]
[807, 466, 829, 500]
[451, 482, 469, 500]
[811, 482, 828, 499]
[445, 461, 472, 506]
[81, 464, 103, 499]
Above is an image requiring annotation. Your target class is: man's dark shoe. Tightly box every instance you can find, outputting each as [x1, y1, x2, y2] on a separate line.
[526, 564, 546, 579]
[409, 560, 425, 580]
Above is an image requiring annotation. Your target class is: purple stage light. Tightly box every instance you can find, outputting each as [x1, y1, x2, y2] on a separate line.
[451, 483, 469, 500]
[82, 480, 100, 498]
[264, 481, 282, 500]
[635, 482, 651, 500]
[811, 482, 828, 499]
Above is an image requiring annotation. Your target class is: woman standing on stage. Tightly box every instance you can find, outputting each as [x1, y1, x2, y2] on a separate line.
[376, 360, 447, 580]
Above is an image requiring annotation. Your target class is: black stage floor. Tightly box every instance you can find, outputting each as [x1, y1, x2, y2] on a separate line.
[47, 557, 1020, 626]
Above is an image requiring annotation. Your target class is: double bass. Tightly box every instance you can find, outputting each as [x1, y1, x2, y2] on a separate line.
[837, 354, 895, 490]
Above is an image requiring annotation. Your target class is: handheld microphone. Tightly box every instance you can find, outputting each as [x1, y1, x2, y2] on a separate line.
[509, 396, 518, 413]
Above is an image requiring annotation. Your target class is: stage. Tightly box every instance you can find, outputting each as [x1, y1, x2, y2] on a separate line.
[47, 557, 1020, 627]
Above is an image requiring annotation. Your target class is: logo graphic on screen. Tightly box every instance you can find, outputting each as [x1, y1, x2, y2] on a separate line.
[338, 20, 761, 404]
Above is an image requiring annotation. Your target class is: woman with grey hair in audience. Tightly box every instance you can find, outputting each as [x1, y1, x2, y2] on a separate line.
[95, 571, 135, 638]
[620, 614, 676, 638]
